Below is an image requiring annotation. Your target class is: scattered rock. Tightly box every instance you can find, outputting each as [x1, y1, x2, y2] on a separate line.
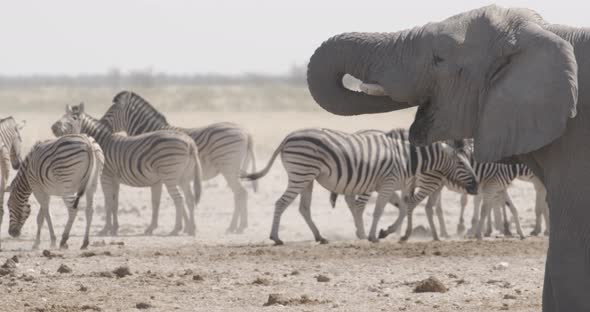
[79, 284, 89, 292]
[1, 258, 17, 270]
[413, 277, 448, 293]
[57, 264, 72, 274]
[97, 271, 114, 278]
[433, 251, 442, 256]
[110, 241, 125, 246]
[10, 255, 19, 263]
[80, 251, 97, 258]
[81, 305, 101, 311]
[290, 270, 300, 276]
[253, 277, 271, 286]
[493, 262, 509, 271]
[136, 302, 152, 309]
[21, 275, 34, 282]
[113, 266, 132, 278]
[193, 275, 204, 281]
[154, 252, 163, 256]
[316, 274, 330, 283]
[263, 294, 324, 307]
[503, 294, 517, 300]
[42, 250, 52, 258]
[447, 273, 458, 279]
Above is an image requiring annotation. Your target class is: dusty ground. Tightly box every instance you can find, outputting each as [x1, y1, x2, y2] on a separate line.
[0, 111, 547, 311]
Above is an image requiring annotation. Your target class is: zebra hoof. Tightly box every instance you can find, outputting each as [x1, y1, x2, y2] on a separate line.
[378, 229, 389, 239]
[59, 243, 69, 250]
[81, 242, 89, 250]
[399, 236, 409, 243]
[169, 230, 181, 236]
[318, 238, 329, 245]
[355, 232, 367, 240]
[368, 236, 379, 243]
[272, 239, 284, 246]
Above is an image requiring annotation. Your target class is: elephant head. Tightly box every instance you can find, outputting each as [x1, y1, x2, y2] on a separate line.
[307, 5, 578, 162]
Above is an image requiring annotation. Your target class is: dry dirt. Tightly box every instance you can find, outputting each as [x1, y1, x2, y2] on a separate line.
[0, 110, 547, 311]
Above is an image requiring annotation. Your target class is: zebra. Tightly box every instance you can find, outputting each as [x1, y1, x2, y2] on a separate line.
[453, 159, 544, 240]
[7, 134, 104, 249]
[241, 128, 478, 244]
[51, 103, 202, 236]
[0, 117, 24, 204]
[100, 91, 256, 234]
[328, 129, 479, 242]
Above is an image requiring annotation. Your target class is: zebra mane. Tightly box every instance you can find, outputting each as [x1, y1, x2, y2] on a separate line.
[0, 116, 16, 129]
[109, 91, 170, 126]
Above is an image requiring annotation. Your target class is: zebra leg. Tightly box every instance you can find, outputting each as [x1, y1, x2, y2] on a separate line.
[270, 179, 311, 245]
[298, 182, 327, 244]
[501, 192, 513, 236]
[467, 194, 482, 236]
[145, 183, 163, 235]
[181, 181, 196, 236]
[224, 173, 248, 234]
[492, 200, 504, 232]
[474, 197, 493, 240]
[32, 193, 50, 249]
[434, 194, 450, 238]
[457, 193, 468, 235]
[110, 182, 121, 236]
[378, 192, 406, 239]
[81, 191, 94, 249]
[98, 176, 118, 236]
[60, 197, 78, 249]
[485, 204, 494, 237]
[165, 183, 187, 236]
[368, 185, 395, 243]
[344, 194, 368, 239]
[504, 194, 525, 239]
[423, 195, 440, 241]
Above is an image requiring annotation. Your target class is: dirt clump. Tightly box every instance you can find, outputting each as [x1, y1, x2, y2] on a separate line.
[113, 266, 132, 278]
[414, 277, 448, 293]
[252, 277, 271, 285]
[316, 274, 330, 282]
[0, 257, 18, 276]
[193, 274, 204, 281]
[263, 294, 324, 307]
[57, 264, 72, 274]
[135, 302, 152, 309]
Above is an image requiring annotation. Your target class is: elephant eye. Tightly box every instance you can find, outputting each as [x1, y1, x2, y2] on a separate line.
[433, 55, 444, 66]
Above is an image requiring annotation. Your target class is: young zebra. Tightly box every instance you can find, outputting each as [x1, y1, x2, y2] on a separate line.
[241, 128, 478, 244]
[328, 129, 478, 241]
[7, 134, 104, 249]
[101, 91, 256, 234]
[51, 103, 202, 236]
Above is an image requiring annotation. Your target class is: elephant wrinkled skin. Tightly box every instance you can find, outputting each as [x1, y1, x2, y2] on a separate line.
[307, 5, 590, 312]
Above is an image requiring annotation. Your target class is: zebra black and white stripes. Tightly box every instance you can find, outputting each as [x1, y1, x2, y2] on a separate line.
[7, 134, 104, 249]
[51, 103, 202, 237]
[242, 128, 478, 244]
[101, 91, 256, 233]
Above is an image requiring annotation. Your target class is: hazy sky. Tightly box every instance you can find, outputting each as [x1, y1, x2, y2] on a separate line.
[1, 0, 589, 75]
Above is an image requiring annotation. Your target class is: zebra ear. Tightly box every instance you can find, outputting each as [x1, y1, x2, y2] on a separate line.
[66, 104, 73, 113]
[17, 120, 26, 130]
[79, 102, 85, 113]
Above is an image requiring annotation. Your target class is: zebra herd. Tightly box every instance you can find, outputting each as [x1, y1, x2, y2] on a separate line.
[0, 91, 549, 249]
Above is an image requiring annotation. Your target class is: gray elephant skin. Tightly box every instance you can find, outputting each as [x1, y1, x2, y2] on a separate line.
[307, 5, 588, 312]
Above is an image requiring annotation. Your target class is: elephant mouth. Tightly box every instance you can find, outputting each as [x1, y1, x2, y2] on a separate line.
[409, 100, 434, 145]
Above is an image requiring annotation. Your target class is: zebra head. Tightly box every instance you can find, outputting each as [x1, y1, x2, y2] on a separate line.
[7, 177, 32, 238]
[439, 142, 478, 195]
[52, 103, 84, 136]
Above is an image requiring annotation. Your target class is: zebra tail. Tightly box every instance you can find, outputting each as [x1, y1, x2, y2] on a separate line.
[74, 143, 95, 210]
[240, 138, 284, 181]
[245, 133, 258, 192]
[190, 143, 202, 206]
[329, 192, 338, 209]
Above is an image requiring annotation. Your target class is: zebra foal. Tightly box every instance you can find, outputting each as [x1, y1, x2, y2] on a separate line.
[51, 103, 202, 236]
[102, 91, 256, 234]
[7, 134, 104, 249]
[242, 128, 478, 244]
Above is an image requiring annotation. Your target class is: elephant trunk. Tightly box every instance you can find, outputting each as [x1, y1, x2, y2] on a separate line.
[307, 32, 414, 116]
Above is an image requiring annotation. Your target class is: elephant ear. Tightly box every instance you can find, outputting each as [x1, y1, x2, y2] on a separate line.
[474, 22, 578, 162]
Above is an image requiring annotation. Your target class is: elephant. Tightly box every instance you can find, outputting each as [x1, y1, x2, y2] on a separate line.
[307, 5, 588, 311]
